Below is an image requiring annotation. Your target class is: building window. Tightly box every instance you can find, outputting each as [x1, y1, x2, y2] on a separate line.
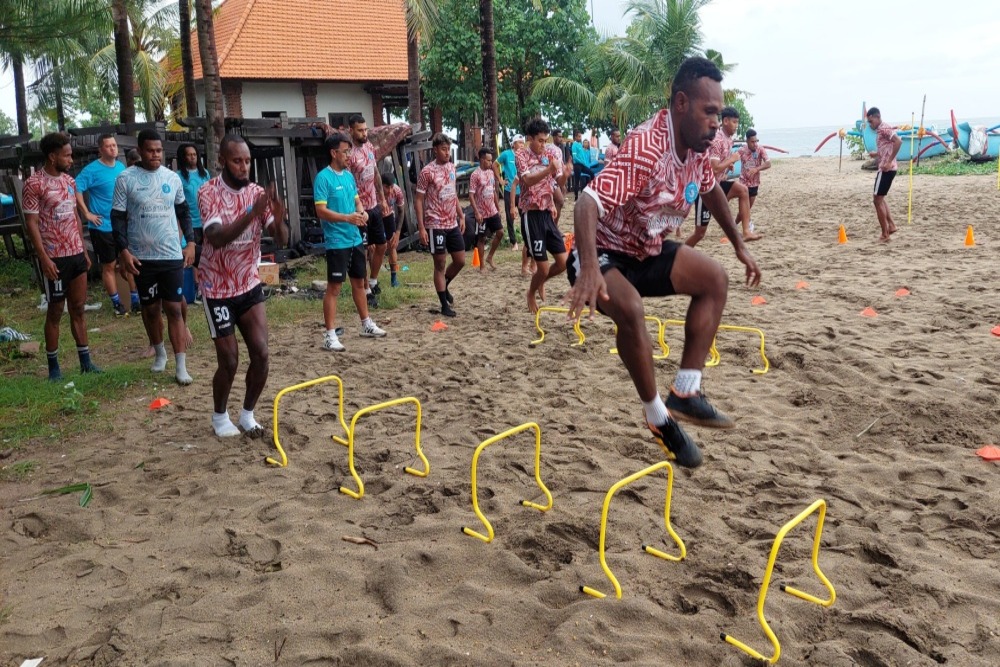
[328, 112, 364, 130]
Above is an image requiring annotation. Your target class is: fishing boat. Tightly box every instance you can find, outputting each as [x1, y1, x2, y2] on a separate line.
[950, 111, 1000, 161]
[815, 123, 951, 161]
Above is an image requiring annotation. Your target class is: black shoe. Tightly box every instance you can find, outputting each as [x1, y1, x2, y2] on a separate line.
[666, 390, 735, 429]
[441, 304, 457, 317]
[81, 363, 102, 374]
[366, 293, 379, 309]
[444, 289, 454, 305]
[113, 301, 127, 317]
[131, 303, 141, 316]
[647, 418, 703, 468]
[371, 282, 382, 295]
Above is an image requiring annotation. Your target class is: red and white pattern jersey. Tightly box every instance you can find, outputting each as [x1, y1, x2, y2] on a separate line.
[737, 145, 769, 188]
[348, 140, 379, 210]
[469, 168, 499, 218]
[22, 170, 84, 258]
[386, 183, 405, 212]
[416, 160, 459, 229]
[585, 110, 716, 260]
[515, 144, 563, 211]
[197, 177, 274, 299]
[604, 143, 620, 163]
[875, 124, 898, 172]
[707, 129, 736, 170]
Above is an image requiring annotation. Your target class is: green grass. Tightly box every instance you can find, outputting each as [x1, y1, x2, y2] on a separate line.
[912, 151, 999, 176]
[0, 459, 38, 481]
[0, 604, 11, 626]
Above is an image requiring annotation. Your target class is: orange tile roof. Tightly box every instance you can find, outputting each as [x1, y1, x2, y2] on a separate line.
[182, 0, 408, 83]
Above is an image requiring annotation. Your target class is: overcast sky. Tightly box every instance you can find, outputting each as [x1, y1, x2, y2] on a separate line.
[589, 0, 1000, 129]
[3, 0, 998, 131]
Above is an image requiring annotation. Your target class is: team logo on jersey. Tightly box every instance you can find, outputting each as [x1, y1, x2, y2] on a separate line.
[684, 182, 698, 204]
[449, 172, 455, 181]
[368, 152, 374, 160]
[162, 184, 171, 194]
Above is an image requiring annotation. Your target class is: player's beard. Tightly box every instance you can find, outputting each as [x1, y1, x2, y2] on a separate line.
[224, 167, 249, 189]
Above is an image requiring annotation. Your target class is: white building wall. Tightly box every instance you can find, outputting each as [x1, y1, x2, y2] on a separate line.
[240, 82, 307, 118]
[316, 83, 372, 125]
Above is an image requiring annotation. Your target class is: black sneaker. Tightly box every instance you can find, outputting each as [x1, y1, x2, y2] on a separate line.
[444, 289, 454, 305]
[666, 390, 735, 429]
[367, 293, 379, 309]
[441, 304, 457, 317]
[113, 301, 127, 317]
[131, 303, 141, 316]
[647, 419, 703, 468]
[371, 282, 382, 295]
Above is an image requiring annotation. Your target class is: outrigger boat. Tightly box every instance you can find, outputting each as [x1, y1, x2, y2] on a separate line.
[815, 122, 951, 161]
[950, 111, 1000, 161]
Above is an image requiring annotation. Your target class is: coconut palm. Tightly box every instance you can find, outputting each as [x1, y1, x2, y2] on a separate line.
[112, 0, 136, 123]
[404, 0, 441, 127]
[178, 0, 197, 117]
[194, 0, 223, 170]
[479, 0, 498, 150]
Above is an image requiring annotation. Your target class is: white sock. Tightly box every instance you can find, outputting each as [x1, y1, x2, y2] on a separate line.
[175, 353, 192, 385]
[361, 317, 374, 328]
[642, 394, 670, 425]
[326, 329, 339, 339]
[365, 287, 372, 295]
[239, 408, 261, 432]
[212, 412, 240, 437]
[369, 278, 377, 288]
[151, 342, 168, 372]
[673, 369, 702, 395]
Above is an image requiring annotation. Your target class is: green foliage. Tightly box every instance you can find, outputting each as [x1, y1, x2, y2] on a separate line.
[845, 133, 866, 159]
[0, 109, 14, 136]
[0, 459, 37, 481]
[912, 151, 999, 176]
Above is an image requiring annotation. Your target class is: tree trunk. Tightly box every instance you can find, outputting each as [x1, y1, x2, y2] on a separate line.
[13, 54, 28, 136]
[54, 65, 65, 131]
[112, 0, 136, 123]
[478, 0, 498, 151]
[406, 33, 422, 126]
[179, 0, 198, 117]
[194, 0, 224, 172]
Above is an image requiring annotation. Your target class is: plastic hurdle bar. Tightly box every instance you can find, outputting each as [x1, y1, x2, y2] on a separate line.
[462, 422, 554, 543]
[721, 499, 836, 664]
[663, 319, 721, 367]
[716, 324, 770, 374]
[581, 461, 686, 599]
[609, 315, 670, 360]
[268, 375, 350, 467]
[530, 306, 586, 347]
[339, 397, 429, 500]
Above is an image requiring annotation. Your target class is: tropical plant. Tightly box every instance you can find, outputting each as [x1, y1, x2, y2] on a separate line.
[479, 0, 498, 150]
[194, 0, 223, 171]
[404, 0, 442, 126]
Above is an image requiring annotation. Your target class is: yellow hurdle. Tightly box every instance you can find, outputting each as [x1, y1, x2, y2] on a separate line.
[721, 499, 836, 664]
[609, 315, 670, 360]
[339, 397, 429, 500]
[462, 422, 553, 543]
[581, 461, 686, 599]
[268, 375, 350, 467]
[664, 319, 721, 367]
[716, 324, 771, 374]
[530, 306, 586, 347]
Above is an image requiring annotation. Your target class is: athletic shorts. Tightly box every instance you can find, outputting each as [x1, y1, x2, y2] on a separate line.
[43, 253, 88, 302]
[326, 245, 367, 283]
[135, 259, 184, 305]
[694, 195, 712, 227]
[383, 213, 397, 239]
[874, 170, 896, 197]
[477, 214, 502, 240]
[90, 230, 117, 264]
[566, 244, 682, 300]
[362, 207, 387, 246]
[428, 226, 464, 255]
[720, 180, 734, 195]
[192, 228, 204, 267]
[522, 209, 566, 261]
[203, 284, 266, 339]
[747, 186, 759, 198]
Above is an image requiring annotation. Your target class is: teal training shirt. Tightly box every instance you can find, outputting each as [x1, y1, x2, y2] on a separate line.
[313, 166, 363, 250]
[496, 149, 520, 195]
[76, 158, 126, 232]
[177, 168, 211, 229]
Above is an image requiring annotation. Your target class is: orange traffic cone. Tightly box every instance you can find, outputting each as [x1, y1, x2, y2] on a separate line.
[838, 225, 848, 244]
[964, 225, 975, 246]
[472, 247, 481, 267]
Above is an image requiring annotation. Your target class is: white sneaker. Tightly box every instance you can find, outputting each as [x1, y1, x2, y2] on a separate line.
[360, 321, 387, 338]
[323, 334, 345, 351]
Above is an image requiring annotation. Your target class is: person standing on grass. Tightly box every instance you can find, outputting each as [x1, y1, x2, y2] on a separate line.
[176, 143, 211, 301]
[866, 107, 901, 242]
[196, 135, 286, 437]
[381, 173, 406, 288]
[75, 133, 134, 316]
[112, 129, 195, 385]
[23, 132, 101, 380]
[314, 132, 387, 351]
[415, 133, 465, 318]
[567, 56, 761, 469]
[347, 115, 391, 307]
[469, 148, 503, 271]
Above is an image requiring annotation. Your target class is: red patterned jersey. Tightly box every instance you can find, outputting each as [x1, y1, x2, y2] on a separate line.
[707, 128, 736, 173]
[585, 110, 716, 260]
[515, 144, 563, 211]
[197, 177, 274, 299]
[604, 143, 620, 163]
[386, 183, 405, 211]
[22, 170, 84, 258]
[737, 145, 769, 188]
[469, 168, 499, 218]
[875, 124, 899, 172]
[416, 160, 459, 229]
[348, 140, 379, 210]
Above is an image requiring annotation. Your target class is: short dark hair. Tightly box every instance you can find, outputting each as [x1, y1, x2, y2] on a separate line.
[745, 129, 757, 139]
[126, 149, 140, 165]
[219, 134, 247, 156]
[866, 107, 880, 118]
[39, 132, 71, 159]
[478, 147, 493, 159]
[670, 56, 723, 101]
[98, 133, 115, 145]
[324, 132, 350, 156]
[524, 117, 550, 138]
[348, 114, 366, 127]
[137, 129, 162, 148]
[551, 129, 563, 137]
[720, 107, 739, 120]
[432, 133, 451, 148]
[381, 173, 394, 187]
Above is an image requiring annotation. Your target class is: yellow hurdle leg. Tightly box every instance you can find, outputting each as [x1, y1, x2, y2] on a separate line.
[531, 306, 584, 347]
[268, 375, 350, 467]
[716, 324, 770, 374]
[462, 422, 553, 543]
[339, 397, 428, 500]
[610, 316, 669, 359]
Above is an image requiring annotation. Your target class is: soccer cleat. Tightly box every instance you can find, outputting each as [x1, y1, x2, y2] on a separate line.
[366, 293, 379, 309]
[323, 335, 345, 352]
[113, 301, 127, 317]
[131, 303, 141, 316]
[360, 321, 387, 338]
[371, 282, 382, 295]
[646, 418, 703, 468]
[666, 390, 735, 429]
[440, 304, 457, 318]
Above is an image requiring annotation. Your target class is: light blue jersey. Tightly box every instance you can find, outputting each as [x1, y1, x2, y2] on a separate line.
[112, 165, 186, 261]
[496, 149, 520, 195]
[313, 166, 362, 250]
[76, 158, 125, 232]
[177, 168, 210, 229]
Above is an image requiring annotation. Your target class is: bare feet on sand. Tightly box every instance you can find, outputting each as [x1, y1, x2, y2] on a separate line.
[743, 232, 763, 241]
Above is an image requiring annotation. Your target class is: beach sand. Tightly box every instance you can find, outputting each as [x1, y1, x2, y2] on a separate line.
[2, 156, 999, 666]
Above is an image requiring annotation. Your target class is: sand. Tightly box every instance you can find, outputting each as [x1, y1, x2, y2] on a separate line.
[2, 156, 999, 666]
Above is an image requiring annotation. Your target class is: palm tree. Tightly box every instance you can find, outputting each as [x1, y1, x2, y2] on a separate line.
[178, 0, 198, 117]
[194, 0, 223, 170]
[478, 0, 498, 151]
[112, 0, 136, 123]
[404, 0, 440, 127]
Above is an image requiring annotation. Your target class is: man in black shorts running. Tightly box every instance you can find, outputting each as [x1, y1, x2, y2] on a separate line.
[416, 134, 465, 317]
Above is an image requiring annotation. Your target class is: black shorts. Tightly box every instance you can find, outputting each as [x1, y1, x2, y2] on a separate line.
[383, 214, 397, 239]
[747, 186, 759, 198]
[429, 226, 465, 255]
[90, 229, 117, 264]
[135, 259, 184, 304]
[362, 207, 387, 246]
[522, 209, 566, 261]
[477, 214, 503, 240]
[567, 244, 682, 299]
[326, 245, 367, 283]
[192, 227, 204, 267]
[43, 253, 88, 302]
[202, 284, 266, 339]
[874, 170, 896, 197]
[694, 195, 712, 227]
[720, 180, 734, 195]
